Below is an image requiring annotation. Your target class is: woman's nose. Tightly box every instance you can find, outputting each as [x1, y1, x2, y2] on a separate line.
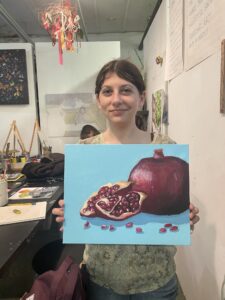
[111, 91, 122, 105]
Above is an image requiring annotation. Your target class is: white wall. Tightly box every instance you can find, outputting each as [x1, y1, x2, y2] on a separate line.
[0, 43, 38, 155]
[88, 32, 144, 72]
[1, 32, 143, 68]
[35, 41, 120, 153]
[144, 2, 225, 300]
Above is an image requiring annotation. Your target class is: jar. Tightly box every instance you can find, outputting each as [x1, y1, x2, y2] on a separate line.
[0, 179, 8, 206]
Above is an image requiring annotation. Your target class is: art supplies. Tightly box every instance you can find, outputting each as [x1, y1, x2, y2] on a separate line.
[8, 186, 59, 203]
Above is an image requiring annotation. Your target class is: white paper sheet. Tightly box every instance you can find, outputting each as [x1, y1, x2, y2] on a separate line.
[0, 202, 47, 225]
[165, 0, 183, 80]
[185, 0, 225, 70]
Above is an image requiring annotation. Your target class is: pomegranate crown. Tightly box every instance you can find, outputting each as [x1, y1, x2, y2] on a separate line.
[153, 149, 164, 159]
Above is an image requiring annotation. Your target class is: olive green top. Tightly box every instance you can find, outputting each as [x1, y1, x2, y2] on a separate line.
[79, 133, 177, 295]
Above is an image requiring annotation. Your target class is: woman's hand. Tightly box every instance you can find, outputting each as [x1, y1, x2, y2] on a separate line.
[189, 202, 200, 232]
[52, 199, 65, 231]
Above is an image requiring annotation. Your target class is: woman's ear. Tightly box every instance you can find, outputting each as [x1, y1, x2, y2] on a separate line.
[96, 95, 102, 110]
[139, 91, 146, 109]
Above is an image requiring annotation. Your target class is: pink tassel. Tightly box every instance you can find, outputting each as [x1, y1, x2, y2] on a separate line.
[58, 32, 63, 65]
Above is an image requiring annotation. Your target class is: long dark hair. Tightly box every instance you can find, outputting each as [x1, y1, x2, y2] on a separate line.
[95, 59, 145, 96]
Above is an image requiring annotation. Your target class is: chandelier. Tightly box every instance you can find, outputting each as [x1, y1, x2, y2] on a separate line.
[40, 0, 83, 64]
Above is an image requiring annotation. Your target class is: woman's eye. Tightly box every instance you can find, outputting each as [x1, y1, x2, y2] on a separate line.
[101, 89, 112, 96]
[121, 88, 132, 94]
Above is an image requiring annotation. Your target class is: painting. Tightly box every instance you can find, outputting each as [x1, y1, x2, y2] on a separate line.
[63, 144, 190, 245]
[46, 93, 106, 138]
[151, 89, 168, 136]
[0, 49, 29, 105]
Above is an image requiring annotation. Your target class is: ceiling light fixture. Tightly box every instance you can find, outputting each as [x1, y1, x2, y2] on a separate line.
[40, 0, 83, 64]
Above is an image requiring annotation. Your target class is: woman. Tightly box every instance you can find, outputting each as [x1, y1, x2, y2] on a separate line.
[53, 59, 200, 300]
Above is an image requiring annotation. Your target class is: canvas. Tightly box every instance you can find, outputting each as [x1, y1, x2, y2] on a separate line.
[0, 49, 29, 105]
[63, 144, 190, 245]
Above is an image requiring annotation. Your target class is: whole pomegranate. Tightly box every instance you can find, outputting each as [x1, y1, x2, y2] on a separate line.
[128, 149, 189, 215]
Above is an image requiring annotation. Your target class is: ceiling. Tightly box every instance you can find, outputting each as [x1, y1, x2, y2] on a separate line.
[0, 0, 159, 43]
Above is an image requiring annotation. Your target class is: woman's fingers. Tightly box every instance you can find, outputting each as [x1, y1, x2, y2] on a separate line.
[52, 207, 64, 217]
[189, 203, 200, 232]
[190, 215, 200, 226]
[56, 216, 65, 223]
[58, 199, 65, 208]
[52, 199, 65, 225]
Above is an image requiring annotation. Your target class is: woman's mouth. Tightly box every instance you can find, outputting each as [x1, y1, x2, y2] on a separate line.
[109, 109, 128, 112]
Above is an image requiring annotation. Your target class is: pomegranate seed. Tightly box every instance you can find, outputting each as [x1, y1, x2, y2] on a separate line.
[136, 227, 143, 233]
[101, 224, 108, 230]
[126, 222, 133, 228]
[112, 184, 120, 191]
[109, 225, 115, 231]
[170, 226, 178, 232]
[164, 223, 172, 228]
[84, 221, 90, 229]
[159, 228, 167, 233]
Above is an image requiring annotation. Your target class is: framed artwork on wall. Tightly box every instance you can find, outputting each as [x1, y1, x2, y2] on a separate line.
[0, 49, 29, 105]
[151, 89, 168, 137]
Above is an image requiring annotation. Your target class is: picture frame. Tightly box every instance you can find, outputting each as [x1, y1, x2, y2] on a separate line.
[0, 49, 29, 105]
[220, 39, 225, 114]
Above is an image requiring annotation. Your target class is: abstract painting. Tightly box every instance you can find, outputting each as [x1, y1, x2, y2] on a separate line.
[0, 49, 29, 105]
[63, 144, 190, 245]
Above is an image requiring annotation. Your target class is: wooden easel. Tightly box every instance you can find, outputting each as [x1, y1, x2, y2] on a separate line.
[29, 120, 51, 156]
[2, 121, 27, 157]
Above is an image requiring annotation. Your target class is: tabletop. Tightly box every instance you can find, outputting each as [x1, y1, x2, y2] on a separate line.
[0, 178, 64, 276]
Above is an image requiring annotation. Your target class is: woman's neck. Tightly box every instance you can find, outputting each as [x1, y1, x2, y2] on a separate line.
[102, 124, 151, 144]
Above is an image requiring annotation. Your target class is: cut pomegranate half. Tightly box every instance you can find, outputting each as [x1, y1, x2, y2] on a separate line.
[80, 181, 132, 218]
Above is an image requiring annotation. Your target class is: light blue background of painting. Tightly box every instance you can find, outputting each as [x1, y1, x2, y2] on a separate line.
[63, 144, 190, 245]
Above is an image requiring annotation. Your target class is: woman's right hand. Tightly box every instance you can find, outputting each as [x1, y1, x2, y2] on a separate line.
[52, 199, 65, 231]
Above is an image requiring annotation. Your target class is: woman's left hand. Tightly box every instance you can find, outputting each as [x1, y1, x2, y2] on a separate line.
[189, 202, 200, 232]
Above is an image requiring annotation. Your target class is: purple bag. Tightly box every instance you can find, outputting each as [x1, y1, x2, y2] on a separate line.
[20, 256, 87, 300]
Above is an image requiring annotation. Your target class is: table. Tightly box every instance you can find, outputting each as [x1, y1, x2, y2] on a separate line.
[0, 179, 63, 276]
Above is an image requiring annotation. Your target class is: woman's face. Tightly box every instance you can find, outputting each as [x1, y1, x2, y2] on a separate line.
[96, 73, 145, 126]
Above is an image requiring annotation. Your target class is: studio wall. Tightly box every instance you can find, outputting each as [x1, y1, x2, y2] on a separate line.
[144, 1, 225, 299]
[35, 41, 120, 153]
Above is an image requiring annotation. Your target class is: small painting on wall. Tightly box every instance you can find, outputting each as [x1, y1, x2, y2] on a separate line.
[0, 49, 29, 105]
[63, 144, 190, 245]
[151, 89, 168, 136]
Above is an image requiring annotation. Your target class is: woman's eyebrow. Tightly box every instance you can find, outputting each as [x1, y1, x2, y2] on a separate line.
[101, 84, 134, 89]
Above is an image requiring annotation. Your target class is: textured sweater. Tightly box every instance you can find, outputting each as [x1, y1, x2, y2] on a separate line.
[80, 133, 176, 295]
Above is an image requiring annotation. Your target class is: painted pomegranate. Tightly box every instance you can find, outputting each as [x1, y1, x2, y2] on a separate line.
[80, 181, 132, 217]
[128, 149, 189, 215]
[96, 191, 146, 220]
